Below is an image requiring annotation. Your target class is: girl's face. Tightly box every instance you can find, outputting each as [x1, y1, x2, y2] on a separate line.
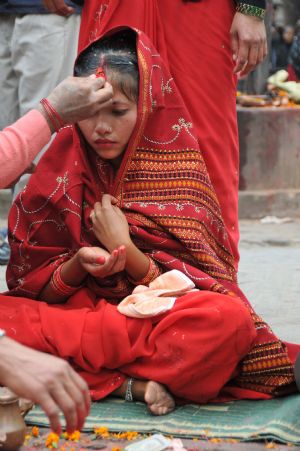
[78, 86, 137, 164]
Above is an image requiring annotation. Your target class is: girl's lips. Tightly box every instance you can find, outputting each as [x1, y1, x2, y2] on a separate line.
[95, 139, 115, 144]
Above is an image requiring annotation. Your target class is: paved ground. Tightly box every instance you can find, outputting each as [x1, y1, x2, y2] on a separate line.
[237, 219, 300, 344]
[0, 217, 299, 450]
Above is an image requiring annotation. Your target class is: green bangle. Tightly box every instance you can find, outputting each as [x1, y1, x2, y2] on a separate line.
[236, 3, 265, 20]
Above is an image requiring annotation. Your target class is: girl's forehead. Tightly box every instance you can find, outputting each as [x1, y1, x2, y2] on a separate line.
[111, 87, 136, 105]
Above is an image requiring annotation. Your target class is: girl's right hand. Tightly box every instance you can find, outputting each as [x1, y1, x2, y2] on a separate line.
[77, 245, 126, 278]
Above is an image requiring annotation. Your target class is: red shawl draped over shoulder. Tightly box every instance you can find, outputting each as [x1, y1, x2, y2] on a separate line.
[5, 27, 298, 399]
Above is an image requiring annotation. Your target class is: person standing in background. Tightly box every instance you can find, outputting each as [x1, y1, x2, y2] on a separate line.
[0, 0, 81, 264]
[288, 19, 300, 81]
[271, 25, 295, 73]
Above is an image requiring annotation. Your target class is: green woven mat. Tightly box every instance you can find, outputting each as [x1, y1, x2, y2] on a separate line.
[26, 394, 300, 445]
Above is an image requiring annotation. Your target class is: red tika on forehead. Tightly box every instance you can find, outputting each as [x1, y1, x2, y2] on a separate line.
[95, 67, 106, 80]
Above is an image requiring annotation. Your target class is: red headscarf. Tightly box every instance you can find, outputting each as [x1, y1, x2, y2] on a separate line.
[77, 0, 241, 264]
[7, 27, 235, 298]
[7, 27, 297, 396]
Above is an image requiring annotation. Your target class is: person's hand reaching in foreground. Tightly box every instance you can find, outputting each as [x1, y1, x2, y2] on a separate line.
[0, 337, 90, 433]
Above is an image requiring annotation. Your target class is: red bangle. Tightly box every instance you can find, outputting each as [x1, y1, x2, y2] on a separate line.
[50, 263, 81, 297]
[40, 98, 65, 132]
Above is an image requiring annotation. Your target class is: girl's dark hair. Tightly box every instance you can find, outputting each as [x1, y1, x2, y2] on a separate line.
[74, 29, 139, 102]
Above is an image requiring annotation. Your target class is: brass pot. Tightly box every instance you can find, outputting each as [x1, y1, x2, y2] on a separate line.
[0, 387, 26, 451]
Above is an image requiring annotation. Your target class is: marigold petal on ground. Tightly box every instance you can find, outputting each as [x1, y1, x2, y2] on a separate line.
[31, 426, 40, 437]
[45, 432, 60, 448]
[265, 442, 278, 449]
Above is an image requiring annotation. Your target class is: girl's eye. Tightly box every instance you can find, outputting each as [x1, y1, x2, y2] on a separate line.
[112, 109, 128, 116]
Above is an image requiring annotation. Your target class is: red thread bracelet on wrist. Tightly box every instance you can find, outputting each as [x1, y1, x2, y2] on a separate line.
[45, 99, 64, 128]
[40, 99, 58, 132]
[40, 98, 65, 132]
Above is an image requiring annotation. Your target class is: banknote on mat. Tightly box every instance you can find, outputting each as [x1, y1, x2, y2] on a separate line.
[124, 433, 170, 451]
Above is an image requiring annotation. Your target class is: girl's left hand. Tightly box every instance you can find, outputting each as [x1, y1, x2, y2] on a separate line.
[90, 194, 131, 252]
[77, 245, 126, 278]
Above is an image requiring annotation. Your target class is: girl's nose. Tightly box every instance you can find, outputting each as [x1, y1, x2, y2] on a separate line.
[95, 119, 112, 135]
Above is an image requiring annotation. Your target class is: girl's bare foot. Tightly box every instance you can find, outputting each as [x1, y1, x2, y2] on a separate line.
[144, 380, 175, 415]
[112, 378, 175, 415]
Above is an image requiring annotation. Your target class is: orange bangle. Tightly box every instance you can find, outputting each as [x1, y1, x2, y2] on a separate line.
[129, 255, 161, 286]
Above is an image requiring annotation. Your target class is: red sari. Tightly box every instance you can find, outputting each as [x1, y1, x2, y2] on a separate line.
[2, 27, 298, 403]
[77, 0, 240, 264]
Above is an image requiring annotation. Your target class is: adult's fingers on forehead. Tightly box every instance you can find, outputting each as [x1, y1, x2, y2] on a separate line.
[94, 94, 114, 110]
[93, 89, 113, 106]
[91, 77, 106, 89]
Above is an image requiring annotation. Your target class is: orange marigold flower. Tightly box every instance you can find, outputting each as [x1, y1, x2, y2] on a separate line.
[23, 434, 31, 445]
[265, 442, 278, 449]
[64, 430, 81, 442]
[45, 432, 60, 448]
[114, 431, 138, 441]
[126, 431, 138, 441]
[112, 447, 121, 451]
[31, 426, 40, 437]
[94, 426, 110, 438]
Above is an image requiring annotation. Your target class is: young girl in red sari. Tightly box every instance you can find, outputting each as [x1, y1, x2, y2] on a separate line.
[2, 27, 298, 415]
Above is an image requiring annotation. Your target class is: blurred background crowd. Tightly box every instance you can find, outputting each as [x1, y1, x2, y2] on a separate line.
[271, 2, 300, 80]
[239, 0, 300, 93]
